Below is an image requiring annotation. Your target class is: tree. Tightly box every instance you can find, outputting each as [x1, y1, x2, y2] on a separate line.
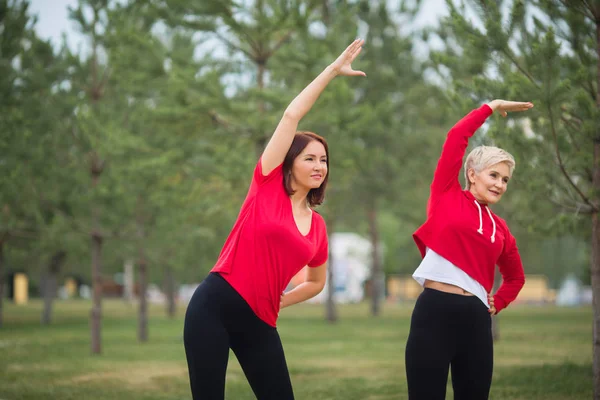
[345, 0, 450, 316]
[430, 0, 599, 395]
[66, 0, 138, 353]
[0, 0, 73, 327]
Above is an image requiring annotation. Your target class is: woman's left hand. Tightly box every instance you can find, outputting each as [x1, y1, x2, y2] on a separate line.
[330, 39, 367, 77]
[488, 294, 497, 315]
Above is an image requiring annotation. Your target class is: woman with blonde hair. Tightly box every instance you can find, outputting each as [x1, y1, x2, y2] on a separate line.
[406, 100, 533, 399]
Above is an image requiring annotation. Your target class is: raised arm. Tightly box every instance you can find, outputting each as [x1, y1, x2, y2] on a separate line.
[428, 100, 534, 214]
[261, 39, 366, 175]
[427, 105, 493, 212]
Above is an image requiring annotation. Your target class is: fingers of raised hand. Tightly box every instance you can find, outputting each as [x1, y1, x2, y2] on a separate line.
[345, 38, 362, 51]
[350, 68, 367, 77]
[501, 101, 534, 112]
[349, 39, 364, 57]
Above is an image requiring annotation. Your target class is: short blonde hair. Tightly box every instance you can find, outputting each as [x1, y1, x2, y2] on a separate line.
[464, 145, 515, 190]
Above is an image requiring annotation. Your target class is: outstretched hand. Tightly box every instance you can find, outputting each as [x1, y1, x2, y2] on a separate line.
[488, 99, 534, 117]
[330, 39, 366, 77]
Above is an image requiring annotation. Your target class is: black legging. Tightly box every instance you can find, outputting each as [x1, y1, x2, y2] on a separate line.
[405, 288, 493, 400]
[183, 273, 294, 400]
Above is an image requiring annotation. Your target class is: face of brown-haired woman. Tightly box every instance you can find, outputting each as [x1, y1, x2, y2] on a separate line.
[290, 140, 328, 193]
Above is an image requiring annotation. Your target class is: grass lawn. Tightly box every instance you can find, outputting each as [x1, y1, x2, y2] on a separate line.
[0, 299, 592, 400]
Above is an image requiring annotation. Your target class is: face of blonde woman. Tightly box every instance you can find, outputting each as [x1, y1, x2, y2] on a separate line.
[468, 162, 511, 205]
[290, 141, 328, 191]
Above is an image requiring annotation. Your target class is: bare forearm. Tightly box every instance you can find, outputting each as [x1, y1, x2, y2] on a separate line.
[284, 65, 338, 121]
[261, 40, 364, 174]
[281, 281, 325, 308]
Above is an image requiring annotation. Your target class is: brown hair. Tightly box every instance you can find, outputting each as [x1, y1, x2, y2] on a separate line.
[282, 131, 329, 207]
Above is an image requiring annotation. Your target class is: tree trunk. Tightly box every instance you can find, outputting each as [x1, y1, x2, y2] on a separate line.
[592, 14, 600, 400]
[90, 231, 103, 354]
[138, 254, 148, 342]
[137, 213, 148, 343]
[123, 259, 134, 304]
[88, 6, 106, 356]
[325, 215, 337, 323]
[41, 250, 66, 325]
[593, 210, 600, 400]
[164, 266, 176, 319]
[90, 155, 105, 355]
[367, 206, 382, 317]
[0, 239, 5, 329]
[322, 0, 330, 26]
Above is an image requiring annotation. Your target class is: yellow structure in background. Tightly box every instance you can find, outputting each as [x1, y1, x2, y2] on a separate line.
[65, 278, 78, 298]
[387, 275, 422, 301]
[517, 274, 556, 304]
[387, 274, 555, 304]
[14, 273, 28, 305]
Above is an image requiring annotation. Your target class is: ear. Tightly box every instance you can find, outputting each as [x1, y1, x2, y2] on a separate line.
[467, 168, 477, 184]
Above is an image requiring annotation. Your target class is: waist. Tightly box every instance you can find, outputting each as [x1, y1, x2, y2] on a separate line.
[424, 279, 475, 296]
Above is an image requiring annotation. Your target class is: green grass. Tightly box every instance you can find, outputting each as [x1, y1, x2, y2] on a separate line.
[0, 300, 592, 400]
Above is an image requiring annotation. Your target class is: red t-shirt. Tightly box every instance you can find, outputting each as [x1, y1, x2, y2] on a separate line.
[211, 160, 329, 327]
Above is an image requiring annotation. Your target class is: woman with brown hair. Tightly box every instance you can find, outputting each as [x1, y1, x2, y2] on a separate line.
[183, 39, 366, 400]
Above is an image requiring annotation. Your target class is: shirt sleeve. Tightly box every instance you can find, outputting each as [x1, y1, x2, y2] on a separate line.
[253, 157, 284, 187]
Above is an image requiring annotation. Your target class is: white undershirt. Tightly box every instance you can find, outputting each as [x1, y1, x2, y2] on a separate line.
[413, 248, 490, 308]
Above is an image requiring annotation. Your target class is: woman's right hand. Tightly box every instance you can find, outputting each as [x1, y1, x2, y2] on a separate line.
[487, 100, 534, 117]
[329, 39, 366, 77]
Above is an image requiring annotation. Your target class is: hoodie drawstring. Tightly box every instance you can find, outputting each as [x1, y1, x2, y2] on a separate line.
[485, 206, 496, 243]
[475, 200, 483, 235]
[473, 200, 496, 243]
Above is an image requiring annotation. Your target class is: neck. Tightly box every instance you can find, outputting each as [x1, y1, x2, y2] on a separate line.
[469, 187, 487, 205]
[290, 190, 310, 210]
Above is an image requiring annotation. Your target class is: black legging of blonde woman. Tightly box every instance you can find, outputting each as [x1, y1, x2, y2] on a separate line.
[405, 288, 493, 400]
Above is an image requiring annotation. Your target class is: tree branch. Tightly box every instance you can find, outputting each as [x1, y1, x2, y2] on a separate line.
[267, 30, 293, 59]
[213, 32, 253, 60]
[501, 47, 540, 88]
[560, 105, 585, 124]
[6, 229, 38, 239]
[549, 197, 594, 214]
[560, 115, 583, 152]
[578, 0, 597, 21]
[220, 5, 259, 54]
[209, 109, 230, 128]
[548, 104, 598, 211]
[56, 208, 93, 236]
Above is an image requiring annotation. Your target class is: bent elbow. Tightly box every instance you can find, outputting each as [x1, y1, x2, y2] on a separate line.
[283, 109, 301, 122]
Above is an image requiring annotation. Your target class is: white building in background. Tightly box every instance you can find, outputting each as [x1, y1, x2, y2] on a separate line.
[556, 274, 583, 306]
[302, 232, 372, 304]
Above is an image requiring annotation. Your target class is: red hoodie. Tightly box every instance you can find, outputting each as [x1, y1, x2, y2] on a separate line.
[413, 104, 525, 313]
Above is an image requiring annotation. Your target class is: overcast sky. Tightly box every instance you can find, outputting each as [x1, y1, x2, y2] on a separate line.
[28, 0, 450, 50]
